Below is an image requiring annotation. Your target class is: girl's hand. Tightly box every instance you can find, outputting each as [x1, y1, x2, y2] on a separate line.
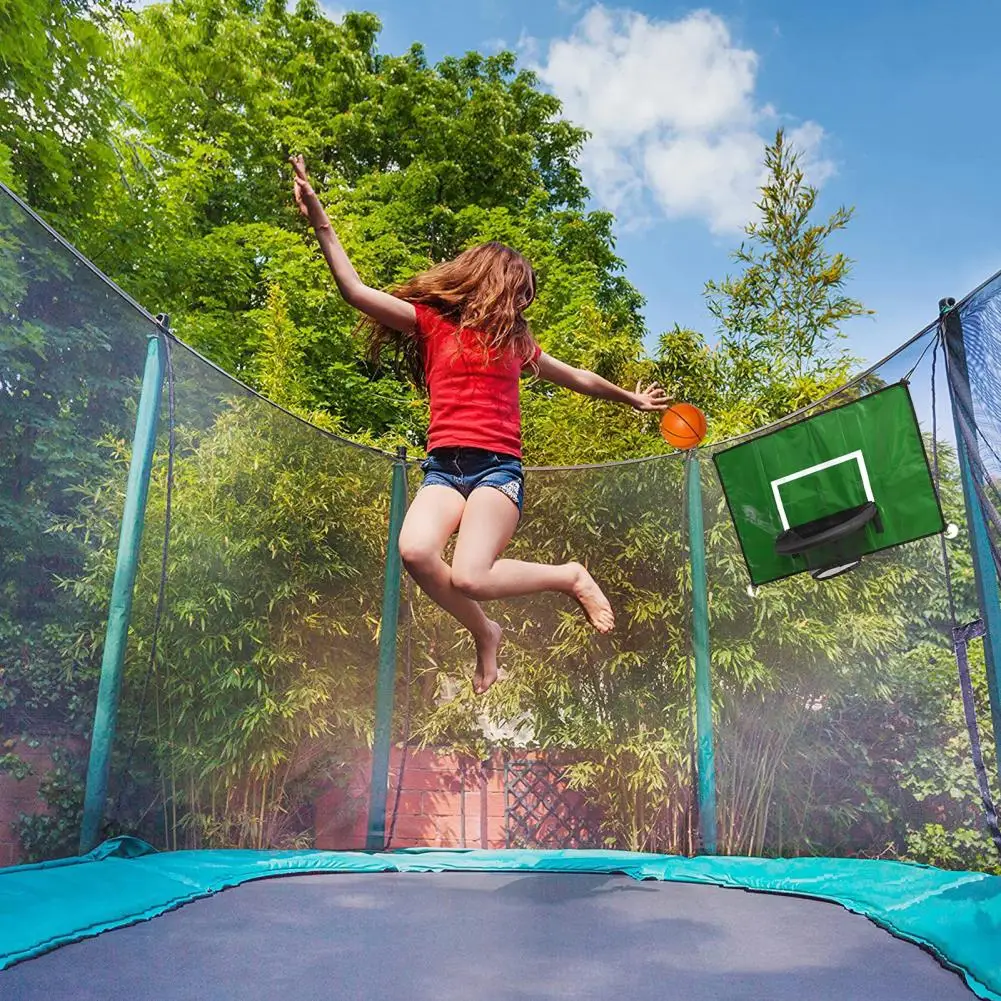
[290, 154, 318, 219]
[632, 381, 672, 412]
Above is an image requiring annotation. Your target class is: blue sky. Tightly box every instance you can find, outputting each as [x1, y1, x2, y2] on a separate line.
[328, 0, 1001, 368]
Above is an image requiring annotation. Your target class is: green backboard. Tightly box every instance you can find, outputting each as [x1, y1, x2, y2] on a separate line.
[713, 383, 945, 586]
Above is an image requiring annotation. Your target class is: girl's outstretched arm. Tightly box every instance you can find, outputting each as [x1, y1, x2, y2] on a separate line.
[535, 352, 671, 412]
[291, 155, 416, 333]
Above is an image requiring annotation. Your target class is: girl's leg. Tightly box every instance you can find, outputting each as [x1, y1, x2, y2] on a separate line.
[397, 485, 503, 693]
[450, 487, 615, 633]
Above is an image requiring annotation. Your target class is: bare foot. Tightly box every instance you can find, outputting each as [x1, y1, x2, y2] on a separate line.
[569, 562, 615, 634]
[473, 620, 504, 695]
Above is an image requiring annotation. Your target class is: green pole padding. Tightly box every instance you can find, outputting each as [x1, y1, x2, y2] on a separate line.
[79, 332, 165, 854]
[686, 452, 717, 854]
[942, 300, 1001, 775]
[366, 447, 408, 850]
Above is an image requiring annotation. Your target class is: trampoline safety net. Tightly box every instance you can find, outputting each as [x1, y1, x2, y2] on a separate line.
[1, 182, 1000, 874]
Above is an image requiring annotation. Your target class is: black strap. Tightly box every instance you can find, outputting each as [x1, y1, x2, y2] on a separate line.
[952, 619, 1001, 853]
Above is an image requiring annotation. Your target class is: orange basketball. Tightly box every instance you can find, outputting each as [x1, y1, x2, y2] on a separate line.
[660, 402, 707, 449]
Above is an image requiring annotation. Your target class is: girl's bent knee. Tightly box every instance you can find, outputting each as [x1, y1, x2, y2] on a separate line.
[450, 567, 489, 600]
[398, 539, 438, 573]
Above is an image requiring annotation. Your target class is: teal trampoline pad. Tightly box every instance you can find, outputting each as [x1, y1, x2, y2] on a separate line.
[1, 839, 999, 1000]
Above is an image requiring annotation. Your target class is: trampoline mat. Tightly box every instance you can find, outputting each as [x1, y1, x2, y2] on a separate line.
[1, 872, 976, 1000]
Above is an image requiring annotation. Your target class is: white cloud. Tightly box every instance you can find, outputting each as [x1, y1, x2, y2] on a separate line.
[316, 1, 346, 19]
[532, 5, 834, 233]
[516, 28, 541, 64]
[642, 130, 769, 232]
[787, 120, 836, 187]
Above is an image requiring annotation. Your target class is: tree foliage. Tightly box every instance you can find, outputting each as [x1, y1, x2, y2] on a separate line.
[1, 0, 996, 869]
[74, 0, 646, 454]
[0, 0, 127, 237]
[659, 130, 873, 441]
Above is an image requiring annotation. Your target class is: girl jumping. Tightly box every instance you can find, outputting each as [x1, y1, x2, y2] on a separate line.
[291, 156, 670, 693]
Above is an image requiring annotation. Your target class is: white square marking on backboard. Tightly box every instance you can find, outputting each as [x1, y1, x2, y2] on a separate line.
[770, 450, 873, 531]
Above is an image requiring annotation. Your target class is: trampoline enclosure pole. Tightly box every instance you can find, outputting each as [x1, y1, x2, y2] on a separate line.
[366, 448, 408, 849]
[686, 453, 718, 854]
[79, 332, 165, 854]
[941, 300, 1001, 774]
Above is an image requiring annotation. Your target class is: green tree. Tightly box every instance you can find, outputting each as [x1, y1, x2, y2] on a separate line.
[0, 201, 151, 742]
[75, 0, 646, 453]
[0, 0, 124, 236]
[707, 130, 869, 365]
[4, 0, 994, 868]
[659, 130, 873, 441]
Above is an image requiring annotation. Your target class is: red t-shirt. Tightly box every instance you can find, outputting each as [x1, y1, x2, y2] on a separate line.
[415, 303, 541, 459]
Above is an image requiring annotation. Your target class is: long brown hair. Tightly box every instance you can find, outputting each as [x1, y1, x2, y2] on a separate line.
[361, 241, 537, 390]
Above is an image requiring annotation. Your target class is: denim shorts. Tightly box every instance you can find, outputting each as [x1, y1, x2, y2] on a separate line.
[420, 447, 525, 515]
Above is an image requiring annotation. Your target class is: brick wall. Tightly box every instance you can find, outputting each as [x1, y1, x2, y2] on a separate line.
[0, 739, 61, 867]
[314, 748, 511, 850]
[313, 747, 597, 851]
[2, 744, 590, 863]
